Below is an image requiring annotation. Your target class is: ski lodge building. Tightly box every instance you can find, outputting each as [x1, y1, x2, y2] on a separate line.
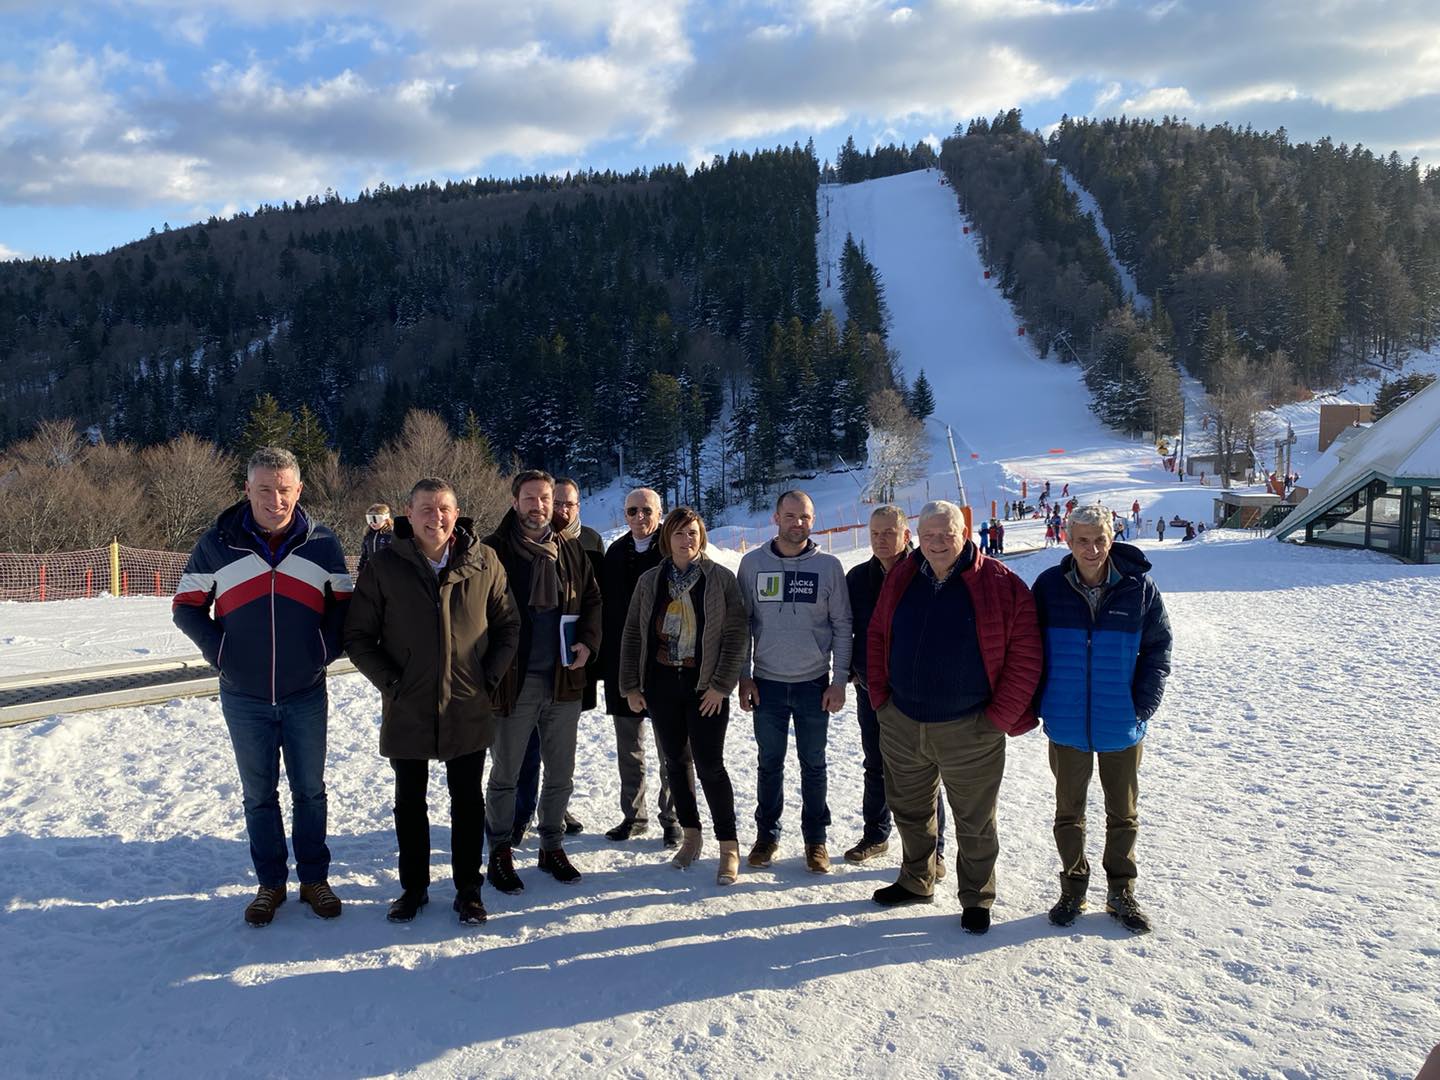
[1273, 378, 1440, 563]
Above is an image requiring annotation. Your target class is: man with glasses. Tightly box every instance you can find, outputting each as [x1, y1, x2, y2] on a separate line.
[600, 487, 692, 846]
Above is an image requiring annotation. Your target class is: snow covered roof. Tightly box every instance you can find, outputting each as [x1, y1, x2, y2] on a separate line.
[1275, 376, 1440, 540]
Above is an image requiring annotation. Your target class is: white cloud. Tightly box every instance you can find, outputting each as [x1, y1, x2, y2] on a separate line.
[1119, 86, 1199, 114]
[3, 0, 1440, 219]
[0, 241, 26, 260]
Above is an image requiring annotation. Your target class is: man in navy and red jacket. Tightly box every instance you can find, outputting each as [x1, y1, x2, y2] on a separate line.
[866, 499, 1041, 935]
[173, 446, 352, 926]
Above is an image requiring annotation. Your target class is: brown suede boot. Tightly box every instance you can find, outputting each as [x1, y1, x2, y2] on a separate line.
[716, 841, 740, 886]
[671, 827, 703, 869]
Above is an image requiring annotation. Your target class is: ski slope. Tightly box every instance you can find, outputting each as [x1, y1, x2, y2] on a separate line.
[3, 172, 1439, 1078]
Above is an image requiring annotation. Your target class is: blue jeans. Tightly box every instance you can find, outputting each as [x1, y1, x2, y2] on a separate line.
[219, 682, 330, 888]
[858, 692, 944, 854]
[753, 676, 831, 844]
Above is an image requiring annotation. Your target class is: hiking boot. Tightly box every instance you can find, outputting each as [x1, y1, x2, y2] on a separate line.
[672, 827, 703, 869]
[1106, 888, 1152, 934]
[935, 858, 947, 881]
[488, 846, 525, 895]
[1048, 894, 1087, 928]
[960, 907, 992, 935]
[243, 885, 286, 927]
[873, 882, 934, 907]
[716, 841, 740, 886]
[662, 823, 683, 848]
[299, 880, 342, 919]
[843, 838, 890, 863]
[538, 846, 582, 884]
[387, 890, 428, 923]
[605, 819, 648, 841]
[564, 812, 585, 835]
[747, 839, 779, 868]
[805, 844, 831, 874]
[453, 888, 488, 925]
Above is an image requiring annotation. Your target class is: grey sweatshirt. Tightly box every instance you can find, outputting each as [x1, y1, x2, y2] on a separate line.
[737, 540, 853, 686]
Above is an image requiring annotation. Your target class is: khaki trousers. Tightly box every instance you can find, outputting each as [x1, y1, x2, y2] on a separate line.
[1049, 740, 1142, 897]
[877, 700, 1006, 907]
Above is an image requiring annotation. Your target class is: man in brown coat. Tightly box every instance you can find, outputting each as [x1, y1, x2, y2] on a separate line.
[483, 470, 602, 892]
[345, 478, 520, 925]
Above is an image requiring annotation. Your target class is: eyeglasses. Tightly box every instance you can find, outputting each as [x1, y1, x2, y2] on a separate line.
[625, 506, 656, 517]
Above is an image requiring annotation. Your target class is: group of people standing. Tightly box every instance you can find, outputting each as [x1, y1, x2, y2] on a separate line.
[174, 448, 1172, 937]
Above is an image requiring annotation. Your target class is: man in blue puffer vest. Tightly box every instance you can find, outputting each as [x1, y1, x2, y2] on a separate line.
[173, 446, 352, 927]
[1033, 504, 1172, 934]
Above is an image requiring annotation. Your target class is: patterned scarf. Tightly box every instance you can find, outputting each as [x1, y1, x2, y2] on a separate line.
[661, 559, 702, 665]
[557, 513, 583, 542]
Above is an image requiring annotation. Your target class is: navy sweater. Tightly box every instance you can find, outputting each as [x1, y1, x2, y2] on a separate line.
[887, 555, 991, 722]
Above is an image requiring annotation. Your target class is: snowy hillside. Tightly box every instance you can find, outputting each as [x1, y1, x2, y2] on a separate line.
[2, 171, 1438, 1079]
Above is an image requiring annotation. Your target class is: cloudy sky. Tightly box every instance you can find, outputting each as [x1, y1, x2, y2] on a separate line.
[2, 0, 1438, 260]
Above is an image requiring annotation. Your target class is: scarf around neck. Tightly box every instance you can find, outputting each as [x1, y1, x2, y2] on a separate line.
[661, 558, 702, 666]
[512, 521, 561, 611]
[558, 514, 582, 542]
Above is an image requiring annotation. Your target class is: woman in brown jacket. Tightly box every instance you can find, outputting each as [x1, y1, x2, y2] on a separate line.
[345, 478, 520, 926]
[619, 507, 748, 885]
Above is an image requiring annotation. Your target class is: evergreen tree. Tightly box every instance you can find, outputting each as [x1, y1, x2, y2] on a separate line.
[909, 369, 936, 420]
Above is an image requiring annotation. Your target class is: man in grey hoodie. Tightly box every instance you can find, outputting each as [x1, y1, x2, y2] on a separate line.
[737, 490, 853, 873]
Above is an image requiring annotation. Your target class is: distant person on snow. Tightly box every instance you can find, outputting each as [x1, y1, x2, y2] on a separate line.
[1156, 518, 1166, 542]
[991, 520, 1005, 555]
[173, 446, 352, 927]
[1032, 504, 1172, 934]
[978, 519, 990, 555]
[357, 503, 393, 577]
[1131, 500, 1141, 528]
[1183, 522, 1197, 542]
[866, 500, 1042, 935]
[344, 478, 520, 926]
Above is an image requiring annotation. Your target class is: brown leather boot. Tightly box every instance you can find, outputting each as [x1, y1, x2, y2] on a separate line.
[716, 841, 740, 886]
[671, 827, 703, 869]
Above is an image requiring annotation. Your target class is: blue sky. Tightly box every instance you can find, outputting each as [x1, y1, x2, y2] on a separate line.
[3, 0, 1439, 261]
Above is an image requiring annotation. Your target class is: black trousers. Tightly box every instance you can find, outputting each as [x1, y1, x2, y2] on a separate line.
[391, 749, 486, 894]
[648, 666, 737, 842]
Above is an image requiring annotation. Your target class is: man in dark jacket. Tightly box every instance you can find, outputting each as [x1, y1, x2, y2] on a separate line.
[843, 505, 944, 866]
[867, 500, 1042, 935]
[600, 486, 691, 846]
[483, 470, 602, 892]
[344, 477, 520, 925]
[511, 476, 600, 842]
[173, 447, 351, 927]
[1033, 504, 1172, 934]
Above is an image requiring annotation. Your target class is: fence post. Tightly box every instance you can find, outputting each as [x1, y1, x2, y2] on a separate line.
[122, 570, 128, 596]
[154, 571, 162, 597]
[38, 562, 46, 602]
[110, 538, 121, 597]
[85, 568, 93, 598]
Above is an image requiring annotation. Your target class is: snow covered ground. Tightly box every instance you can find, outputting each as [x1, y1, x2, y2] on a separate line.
[2, 537, 1437, 1078]
[3, 170, 1438, 1077]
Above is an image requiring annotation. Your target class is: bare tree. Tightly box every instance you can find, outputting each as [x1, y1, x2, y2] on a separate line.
[363, 410, 511, 535]
[865, 389, 929, 503]
[142, 434, 239, 550]
[1207, 351, 1270, 488]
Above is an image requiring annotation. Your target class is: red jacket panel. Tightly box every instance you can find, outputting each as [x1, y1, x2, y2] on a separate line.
[867, 547, 1041, 736]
